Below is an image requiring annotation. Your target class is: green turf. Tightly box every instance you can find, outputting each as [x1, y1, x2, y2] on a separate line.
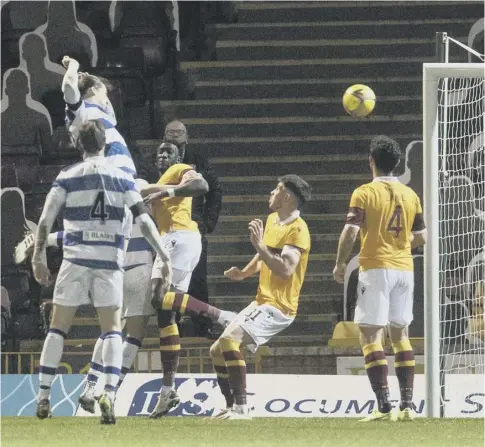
[2, 417, 483, 447]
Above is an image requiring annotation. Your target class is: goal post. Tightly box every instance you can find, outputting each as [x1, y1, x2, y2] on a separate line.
[423, 63, 485, 418]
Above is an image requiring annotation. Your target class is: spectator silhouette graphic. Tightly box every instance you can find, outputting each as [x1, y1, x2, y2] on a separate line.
[34, 0, 98, 69]
[1, 187, 35, 267]
[1, 68, 52, 151]
[18, 32, 64, 102]
[18, 32, 64, 128]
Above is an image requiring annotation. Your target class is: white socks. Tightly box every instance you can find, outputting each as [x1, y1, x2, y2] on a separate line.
[39, 328, 66, 396]
[102, 331, 123, 391]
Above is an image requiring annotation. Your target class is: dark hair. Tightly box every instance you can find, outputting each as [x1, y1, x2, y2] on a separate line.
[76, 120, 105, 154]
[369, 135, 401, 174]
[77, 73, 110, 96]
[279, 174, 312, 208]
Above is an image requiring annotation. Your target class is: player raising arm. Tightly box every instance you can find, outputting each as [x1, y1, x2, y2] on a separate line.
[333, 136, 427, 422]
[211, 175, 311, 419]
[32, 120, 171, 424]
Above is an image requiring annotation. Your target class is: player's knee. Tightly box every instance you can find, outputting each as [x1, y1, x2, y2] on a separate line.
[125, 316, 147, 340]
[157, 309, 175, 328]
[388, 322, 409, 341]
[218, 335, 240, 352]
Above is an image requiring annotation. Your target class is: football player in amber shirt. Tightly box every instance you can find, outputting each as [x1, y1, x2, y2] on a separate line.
[333, 136, 427, 423]
[141, 141, 209, 418]
[209, 174, 312, 419]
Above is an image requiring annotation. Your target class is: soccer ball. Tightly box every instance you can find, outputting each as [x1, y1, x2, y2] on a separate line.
[342, 84, 376, 118]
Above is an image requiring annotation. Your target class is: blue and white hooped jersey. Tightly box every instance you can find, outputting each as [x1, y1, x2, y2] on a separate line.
[65, 100, 137, 178]
[52, 156, 142, 270]
[124, 179, 154, 271]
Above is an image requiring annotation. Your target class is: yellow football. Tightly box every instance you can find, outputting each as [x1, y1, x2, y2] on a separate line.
[342, 84, 376, 118]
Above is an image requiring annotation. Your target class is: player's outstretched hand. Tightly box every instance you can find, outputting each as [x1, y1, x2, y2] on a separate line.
[224, 267, 246, 281]
[333, 263, 346, 284]
[32, 262, 53, 286]
[249, 219, 264, 249]
[62, 56, 72, 69]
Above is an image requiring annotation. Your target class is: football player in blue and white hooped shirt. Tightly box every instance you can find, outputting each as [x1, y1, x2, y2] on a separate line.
[32, 120, 171, 424]
[61, 55, 136, 178]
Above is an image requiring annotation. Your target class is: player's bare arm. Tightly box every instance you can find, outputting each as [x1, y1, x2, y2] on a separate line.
[410, 229, 427, 249]
[249, 219, 301, 280]
[333, 224, 359, 284]
[32, 188, 66, 286]
[61, 56, 81, 104]
[224, 254, 262, 281]
[142, 173, 209, 203]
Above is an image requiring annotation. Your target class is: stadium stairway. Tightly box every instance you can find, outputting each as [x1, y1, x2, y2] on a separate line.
[25, 2, 481, 373]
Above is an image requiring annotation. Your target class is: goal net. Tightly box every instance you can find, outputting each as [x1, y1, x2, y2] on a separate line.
[423, 63, 485, 417]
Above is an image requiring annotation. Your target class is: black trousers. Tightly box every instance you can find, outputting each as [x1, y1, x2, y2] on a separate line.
[186, 235, 212, 335]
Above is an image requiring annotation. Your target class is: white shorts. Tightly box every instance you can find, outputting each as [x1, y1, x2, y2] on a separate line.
[151, 230, 202, 293]
[53, 260, 123, 308]
[230, 301, 294, 353]
[123, 263, 153, 318]
[354, 268, 414, 327]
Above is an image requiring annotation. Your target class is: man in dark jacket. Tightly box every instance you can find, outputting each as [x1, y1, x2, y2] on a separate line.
[164, 120, 223, 337]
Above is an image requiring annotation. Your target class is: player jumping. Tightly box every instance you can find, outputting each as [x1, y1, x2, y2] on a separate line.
[141, 141, 234, 418]
[333, 136, 427, 422]
[32, 120, 171, 424]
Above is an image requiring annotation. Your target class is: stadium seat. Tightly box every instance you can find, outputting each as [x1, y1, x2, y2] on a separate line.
[328, 321, 361, 348]
[93, 47, 146, 108]
[1, 166, 18, 189]
[1, 188, 30, 268]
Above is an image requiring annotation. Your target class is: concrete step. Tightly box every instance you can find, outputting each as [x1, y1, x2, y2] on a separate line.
[216, 38, 437, 61]
[220, 193, 347, 216]
[177, 115, 421, 139]
[215, 18, 477, 41]
[214, 214, 346, 236]
[73, 295, 341, 322]
[158, 96, 421, 120]
[70, 312, 337, 339]
[236, 2, 483, 23]
[134, 134, 420, 157]
[210, 154, 371, 176]
[208, 272, 342, 296]
[210, 293, 342, 315]
[192, 77, 422, 100]
[218, 174, 369, 195]
[207, 254, 338, 275]
[181, 57, 431, 81]
[207, 233, 357, 256]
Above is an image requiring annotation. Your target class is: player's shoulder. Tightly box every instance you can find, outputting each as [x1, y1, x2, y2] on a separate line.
[292, 216, 310, 236]
[351, 182, 373, 197]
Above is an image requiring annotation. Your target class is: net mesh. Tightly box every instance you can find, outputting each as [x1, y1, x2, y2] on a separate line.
[437, 76, 485, 413]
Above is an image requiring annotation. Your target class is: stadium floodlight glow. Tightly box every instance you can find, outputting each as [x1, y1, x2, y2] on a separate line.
[423, 62, 485, 418]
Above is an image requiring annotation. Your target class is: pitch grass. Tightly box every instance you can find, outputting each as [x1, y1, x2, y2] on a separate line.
[2, 417, 484, 447]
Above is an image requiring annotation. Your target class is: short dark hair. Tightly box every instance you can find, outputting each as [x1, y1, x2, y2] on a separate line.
[279, 174, 312, 208]
[76, 120, 105, 154]
[78, 73, 111, 96]
[369, 135, 401, 174]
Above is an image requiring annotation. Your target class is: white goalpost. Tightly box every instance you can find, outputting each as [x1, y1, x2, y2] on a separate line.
[423, 61, 485, 417]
